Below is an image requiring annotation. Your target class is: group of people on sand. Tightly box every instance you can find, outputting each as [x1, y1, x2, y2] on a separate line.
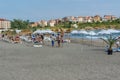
[31, 33, 65, 47]
[32, 34, 44, 45]
[0, 32, 70, 48]
[1, 34, 22, 44]
[50, 33, 64, 47]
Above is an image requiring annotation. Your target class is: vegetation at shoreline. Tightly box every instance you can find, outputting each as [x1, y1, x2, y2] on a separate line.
[11, 18, 120, 31]
[77, 19, 120, 29]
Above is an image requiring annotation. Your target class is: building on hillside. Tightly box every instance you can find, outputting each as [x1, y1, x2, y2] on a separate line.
[38, 20, 47, 27]
[68, 17, 76, 23]
[55, 19, 62, 24]
[62, 17, 69, 22]
[93, 15, 101, 22]
[30, 22, 38, 27]
[103, 15, 117, 21]
[48, 20, 56, 27]
[85, 16, 93, 23]
[111, 16, 117, 20]
[0, 18, 11, 30]
[68, 16, 75, 22]
[77, 16, 85, 23]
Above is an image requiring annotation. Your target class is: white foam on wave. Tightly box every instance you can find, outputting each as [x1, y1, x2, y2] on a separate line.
[71, 29, 120, 35]
[70, 29, 120, 39]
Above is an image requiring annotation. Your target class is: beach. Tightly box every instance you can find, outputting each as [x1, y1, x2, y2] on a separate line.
[0, 40, 120, 80]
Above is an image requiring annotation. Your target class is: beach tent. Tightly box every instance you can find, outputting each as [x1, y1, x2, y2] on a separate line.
[33, 29, 54, 34]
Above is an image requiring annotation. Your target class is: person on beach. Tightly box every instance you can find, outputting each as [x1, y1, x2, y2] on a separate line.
[40, 34, 44, 45]
[60, 34, 64, 47]
[56, 33, 61, 47]
[50, 34, 56, 47]
[31, 35, 36, 42]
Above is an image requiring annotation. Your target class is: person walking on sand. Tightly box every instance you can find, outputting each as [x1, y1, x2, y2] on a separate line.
[50, 34, 56, 47]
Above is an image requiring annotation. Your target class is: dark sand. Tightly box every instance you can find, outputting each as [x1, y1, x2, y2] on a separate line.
[0, 40, 120, 80]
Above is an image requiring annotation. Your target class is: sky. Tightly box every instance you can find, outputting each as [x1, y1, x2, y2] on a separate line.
[0, 0, 120, 22]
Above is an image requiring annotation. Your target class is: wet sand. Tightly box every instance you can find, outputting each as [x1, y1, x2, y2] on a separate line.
[0, 40, 120, 80]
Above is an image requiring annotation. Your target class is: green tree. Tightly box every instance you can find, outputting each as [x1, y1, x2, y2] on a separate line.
[11, 19, 30, 29]
[100, 35, 118, 55]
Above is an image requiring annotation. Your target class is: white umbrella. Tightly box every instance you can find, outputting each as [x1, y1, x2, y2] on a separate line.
[33, 30, 54, 34]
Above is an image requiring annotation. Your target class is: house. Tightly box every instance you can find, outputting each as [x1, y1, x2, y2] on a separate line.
[38, 20, 47, 27]
[0, 18, 11, 30]
[103, 15, 112, 21]
[30, 22, 38, 27]
[103, 15, 117, 21]
[93, 15, 101, 22]
[111, 16, 117, 20]
[85, 16, 93, 23]
[55, 19, 62, 24]
[62, 17, 69, 22]
[48, 20, 56, 27]
[77, 16, 85, 23]
[68, 16, 75, 22]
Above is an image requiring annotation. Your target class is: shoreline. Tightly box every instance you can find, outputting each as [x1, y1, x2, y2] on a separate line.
[70, 38, 116, 47]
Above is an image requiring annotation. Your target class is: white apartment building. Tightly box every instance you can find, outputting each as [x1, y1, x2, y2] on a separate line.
[0, 19, 11, 30]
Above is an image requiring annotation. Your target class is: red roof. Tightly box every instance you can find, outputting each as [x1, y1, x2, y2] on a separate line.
[0, 18, 8, 21]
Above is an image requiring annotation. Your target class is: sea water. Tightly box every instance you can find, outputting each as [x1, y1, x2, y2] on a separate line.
[67, 29, 120, 40]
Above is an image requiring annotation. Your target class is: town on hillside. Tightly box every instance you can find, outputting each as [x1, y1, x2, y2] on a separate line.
[0, 15, 118, 31]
